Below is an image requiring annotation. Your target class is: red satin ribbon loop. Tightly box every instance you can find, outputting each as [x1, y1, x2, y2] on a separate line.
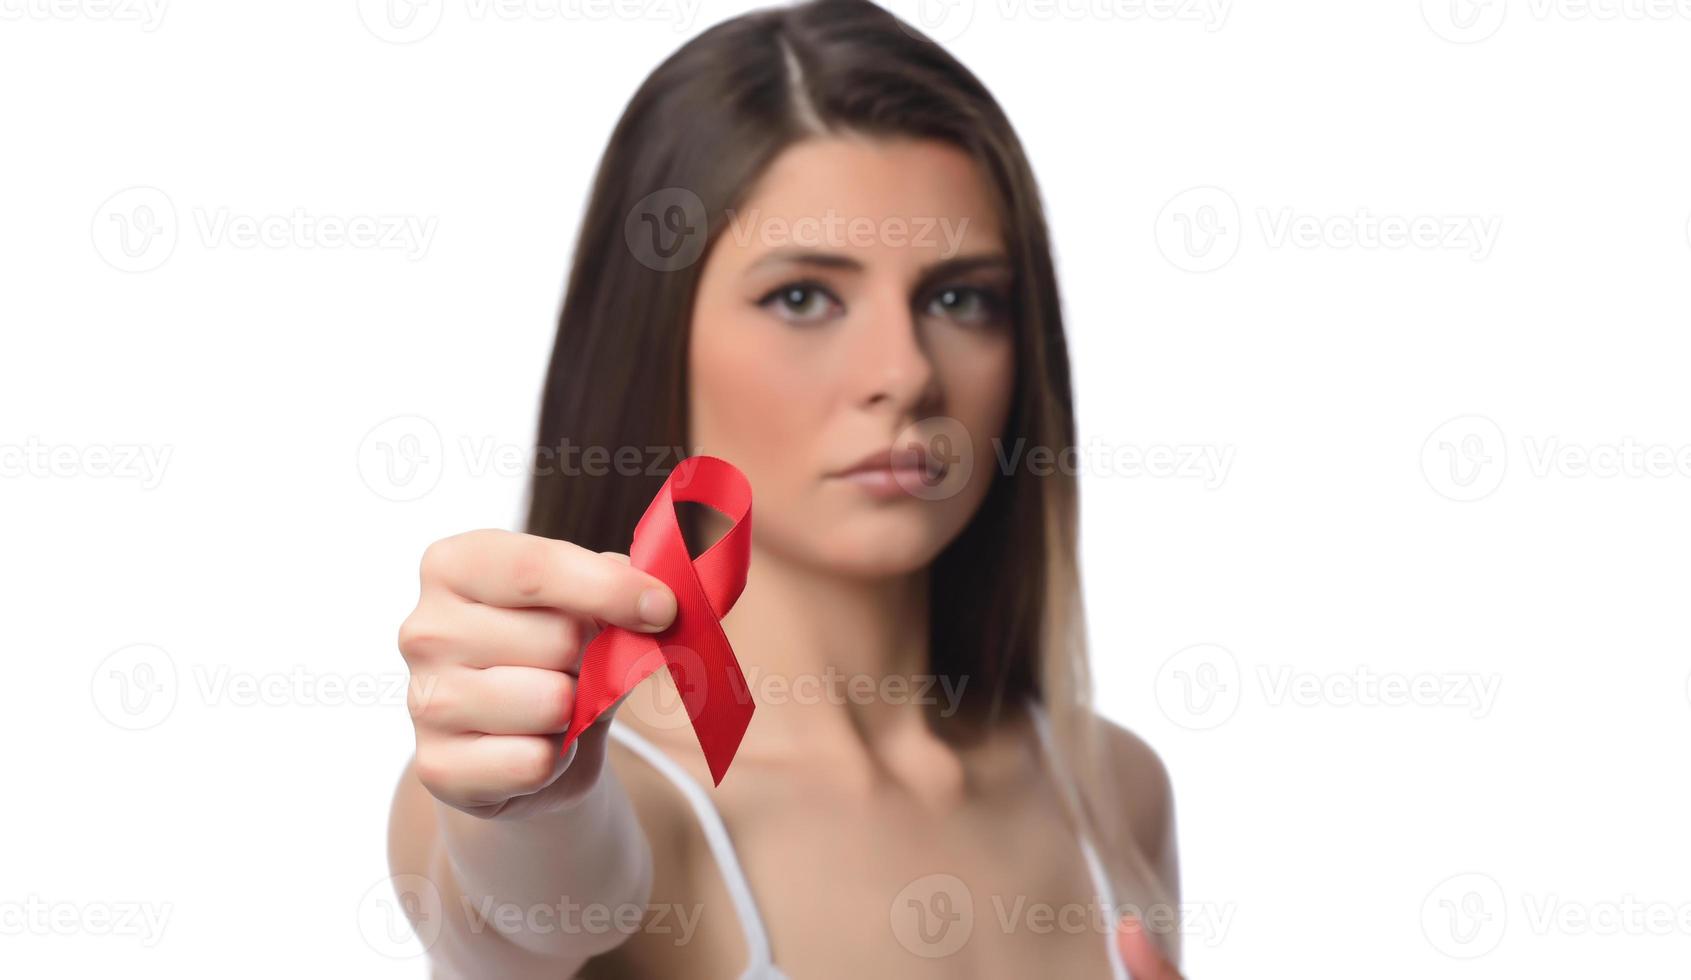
[560, 455, 754, 785]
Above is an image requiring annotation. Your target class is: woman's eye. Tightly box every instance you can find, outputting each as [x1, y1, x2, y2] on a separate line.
[924, 286, 1007, 326]
[758, 283, 840, 325]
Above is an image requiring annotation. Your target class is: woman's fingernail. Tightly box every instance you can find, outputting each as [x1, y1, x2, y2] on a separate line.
[637, 588, 675, 630]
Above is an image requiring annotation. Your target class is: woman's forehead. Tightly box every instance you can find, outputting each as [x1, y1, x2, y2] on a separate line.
[727, 136, 1005, 250]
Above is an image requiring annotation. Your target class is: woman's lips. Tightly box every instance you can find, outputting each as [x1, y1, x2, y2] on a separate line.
[828, 449, 948, 499]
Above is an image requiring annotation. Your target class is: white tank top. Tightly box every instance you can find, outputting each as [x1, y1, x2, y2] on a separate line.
[607, 699, 1132, 979]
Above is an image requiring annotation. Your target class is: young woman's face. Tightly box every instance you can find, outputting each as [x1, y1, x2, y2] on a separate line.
[688, 135, 1016, 578]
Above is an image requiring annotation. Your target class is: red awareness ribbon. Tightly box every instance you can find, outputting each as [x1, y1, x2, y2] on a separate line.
[560, 454, 755, 786]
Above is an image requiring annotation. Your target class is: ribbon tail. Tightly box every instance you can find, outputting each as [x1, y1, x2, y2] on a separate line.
[669, 621, 755, 786]
[561, 626, 662, 751]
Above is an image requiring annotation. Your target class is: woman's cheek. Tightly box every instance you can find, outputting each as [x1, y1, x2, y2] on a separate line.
[694, 337, 818, 498]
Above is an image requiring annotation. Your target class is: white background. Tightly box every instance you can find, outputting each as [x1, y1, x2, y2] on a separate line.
[3, 0, 1689, 976]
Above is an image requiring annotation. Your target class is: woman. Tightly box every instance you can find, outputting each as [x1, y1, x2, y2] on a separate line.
[387, 0, 1182, 976]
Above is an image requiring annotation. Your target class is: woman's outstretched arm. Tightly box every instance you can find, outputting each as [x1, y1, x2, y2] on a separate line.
[387, 749, 652, 976]
[384, 530, 678, 975]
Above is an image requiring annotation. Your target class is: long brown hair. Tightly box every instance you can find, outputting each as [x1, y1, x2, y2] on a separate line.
[524, 0, 1172, 940]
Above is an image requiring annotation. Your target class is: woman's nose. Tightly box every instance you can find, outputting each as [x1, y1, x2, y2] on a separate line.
[845, 292, 939, 414]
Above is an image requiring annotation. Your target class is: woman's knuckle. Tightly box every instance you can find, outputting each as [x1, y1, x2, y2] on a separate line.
[538, 675, 574, 730]
[406, 674, 449, 724]
[418, 536, 455, 581]
[413, 746, 452, 793]
[553, 613, 581, 654]
[396, 611, 448, 662]
[508, 540, 550, 600]
[507, 739, 557, 790]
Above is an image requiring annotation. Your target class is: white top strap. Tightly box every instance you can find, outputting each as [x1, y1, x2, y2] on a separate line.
[607, 721, 778, 976]
[1027, 699, 1132, 980]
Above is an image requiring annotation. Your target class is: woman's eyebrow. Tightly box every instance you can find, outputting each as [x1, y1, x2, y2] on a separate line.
[745, 248, 863, 275]
[744, 248, 1012, 280]
[917, 253, 1013, 284]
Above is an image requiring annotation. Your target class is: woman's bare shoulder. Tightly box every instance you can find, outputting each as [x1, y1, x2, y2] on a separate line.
[1094, 714, 1173, 808]
[1091, 713, 1179, 898]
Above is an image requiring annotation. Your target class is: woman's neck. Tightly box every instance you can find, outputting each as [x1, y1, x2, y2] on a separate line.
[728, 538, 927, 707]
[717, 538, 989, 804]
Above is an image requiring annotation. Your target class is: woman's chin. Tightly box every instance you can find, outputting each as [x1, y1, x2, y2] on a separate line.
[804, 519, 952, 579]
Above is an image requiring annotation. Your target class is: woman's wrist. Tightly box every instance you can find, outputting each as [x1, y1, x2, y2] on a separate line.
[431, 759, 651, 959]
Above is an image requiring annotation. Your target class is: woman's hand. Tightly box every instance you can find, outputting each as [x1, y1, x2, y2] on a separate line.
[397, 528, 677, 820]
[1116, 914, 1186, 980]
